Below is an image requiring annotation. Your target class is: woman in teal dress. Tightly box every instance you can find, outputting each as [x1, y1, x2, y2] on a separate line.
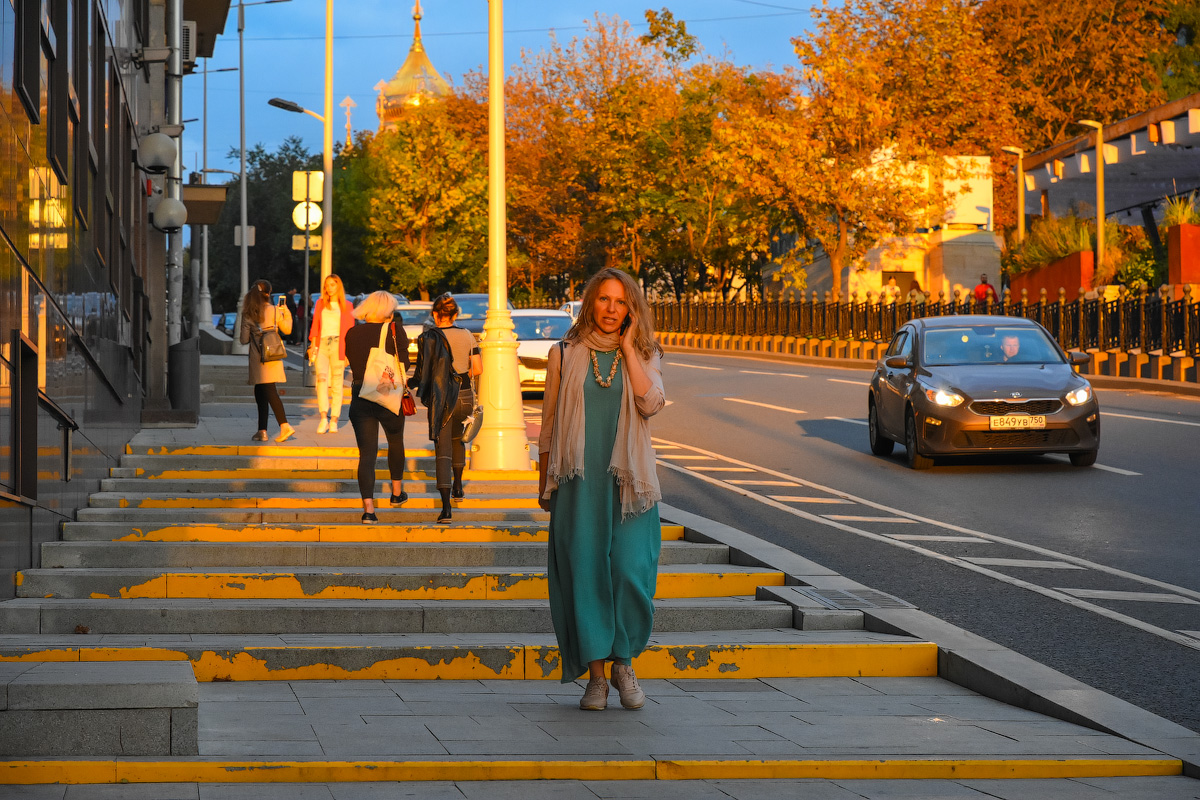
[538, 268, 666, 711]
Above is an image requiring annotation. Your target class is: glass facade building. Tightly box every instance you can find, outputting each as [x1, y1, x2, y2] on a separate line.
[1, 0, 164, 598]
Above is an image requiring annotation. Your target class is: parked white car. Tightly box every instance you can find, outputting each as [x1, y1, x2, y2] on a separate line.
[558, 300, 582, 321]
[512, 309, 573, 391]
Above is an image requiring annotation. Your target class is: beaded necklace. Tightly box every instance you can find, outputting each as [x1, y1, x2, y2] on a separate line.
[589, 348, 622, 388]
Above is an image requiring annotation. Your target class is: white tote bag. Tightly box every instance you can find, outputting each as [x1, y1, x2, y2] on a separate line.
[359, 323, 403, 414]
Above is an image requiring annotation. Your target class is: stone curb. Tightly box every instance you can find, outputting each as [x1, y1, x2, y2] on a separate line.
[659, 344, 1200, 398]
[657, 502, 1200, 778]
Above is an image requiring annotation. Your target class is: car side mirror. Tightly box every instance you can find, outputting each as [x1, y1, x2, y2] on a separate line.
[884, 355, 912, 369]
[1069, 352, 1090, 366]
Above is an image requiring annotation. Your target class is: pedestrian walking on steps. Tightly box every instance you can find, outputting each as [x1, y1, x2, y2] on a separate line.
[537, 268, 666, 711]
[345, 291, 411, 524]
[308, 274, 355, 433]
[408, 293, 482, 525]
[240, 279, 295, 443]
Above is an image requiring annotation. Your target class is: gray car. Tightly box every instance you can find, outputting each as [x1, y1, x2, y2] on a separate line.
[867, 315, 1100, 469]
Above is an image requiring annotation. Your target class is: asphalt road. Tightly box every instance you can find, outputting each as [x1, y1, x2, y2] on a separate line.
[527, 350, 1200, 733]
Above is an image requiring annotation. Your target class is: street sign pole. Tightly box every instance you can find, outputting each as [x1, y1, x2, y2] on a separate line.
[302, 224, 311, 388]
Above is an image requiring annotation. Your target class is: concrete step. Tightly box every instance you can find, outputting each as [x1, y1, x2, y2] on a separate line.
[87, 492, 541, 509]
[74, 507, 550, 523]
[125, 444, 435, 457]
[0, 630, 937, 681]
[0, 661, 198, 756]
[0, 597, 791, 635]
[60, 521, 685, 543]
[99, 478, 536, 494]
[16, 565, 784, 600]
[117, 456, 538, 479]
[39, 540, 728, 568]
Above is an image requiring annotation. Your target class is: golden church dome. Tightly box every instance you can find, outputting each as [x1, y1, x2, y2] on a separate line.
[374, 1, 451, 129]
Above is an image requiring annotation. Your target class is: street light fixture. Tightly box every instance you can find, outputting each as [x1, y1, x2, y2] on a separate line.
[1000, 146, 1025, 245]
[268, 96, 333, 285]
[1078, 120, 1106, 273]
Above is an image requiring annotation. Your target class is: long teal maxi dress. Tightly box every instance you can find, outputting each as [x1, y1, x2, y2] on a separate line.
[547, 349, 662, 683]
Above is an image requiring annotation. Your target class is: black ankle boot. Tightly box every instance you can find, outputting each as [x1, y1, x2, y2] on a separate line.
[437, 488, 452, 524]
[451, 468, 464, 499]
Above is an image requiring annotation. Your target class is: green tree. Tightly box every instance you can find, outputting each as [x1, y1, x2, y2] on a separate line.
[207, 137, 318, 312]
[363, 97, 488, 299]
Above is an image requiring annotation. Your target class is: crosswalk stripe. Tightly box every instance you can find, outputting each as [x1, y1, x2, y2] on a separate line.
[962, 557, 1085, 570]
[887, 534, 989, 543]
[1055, 588, 1199, 604]
[767, 496, 852, 504]
[724, 398, 806, 414]
[823, 515, 918, 523]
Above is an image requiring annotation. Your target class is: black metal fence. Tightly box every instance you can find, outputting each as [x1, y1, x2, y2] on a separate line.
[650, 289, 1200, 357]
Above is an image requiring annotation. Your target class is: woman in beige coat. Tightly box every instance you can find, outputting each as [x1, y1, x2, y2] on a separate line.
[240, 279, 295, 442]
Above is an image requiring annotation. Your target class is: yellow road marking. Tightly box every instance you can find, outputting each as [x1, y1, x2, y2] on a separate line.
[0, 642, 938, 681]
[108, 524, 685, 543]
[75, 569, 779, 600]
[126, 496, 543, 509]
[0, 756, 1176, 785]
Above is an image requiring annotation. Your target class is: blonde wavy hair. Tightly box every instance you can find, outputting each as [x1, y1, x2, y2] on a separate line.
[321, 274, 346, 306]
[353, 290, 398, 323]
[565, 268, 662, 361]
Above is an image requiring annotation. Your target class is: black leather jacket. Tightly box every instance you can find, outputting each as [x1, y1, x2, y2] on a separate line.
[409, 326, 460, 440]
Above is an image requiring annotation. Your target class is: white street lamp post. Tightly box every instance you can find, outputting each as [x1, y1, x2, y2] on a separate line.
[472, 0, 529, 471]
[268, 97, 332, 286]
[198, 61, 237, 332]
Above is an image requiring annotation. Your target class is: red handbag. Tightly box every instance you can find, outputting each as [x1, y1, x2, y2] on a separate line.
[401, 388, 416, 416]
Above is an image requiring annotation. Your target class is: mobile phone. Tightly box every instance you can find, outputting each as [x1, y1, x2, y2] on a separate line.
[620, 316, 632, 334]
[276, 295, 287, 306]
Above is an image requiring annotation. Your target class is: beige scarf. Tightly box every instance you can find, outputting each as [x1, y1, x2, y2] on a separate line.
[548, 329, 661, 520]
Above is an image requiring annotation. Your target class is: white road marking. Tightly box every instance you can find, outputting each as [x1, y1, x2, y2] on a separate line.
[823, 515, 919, 524]
[1055, 589, 1199, 604]
[740, 370, 808, 378]
[889, 534, 989, 543]
[653, 435, 1200, 653]
[724, 398, 806, 414]
[828, 378, 871, 386]
[1041, 454, 1141, 476]
[1180, 630, 1200, 640]
[653, 445, 682, 450]
[1104, 411, 1200, 428]
[672, 363, 722, 370]
[691, 467, 756, 472]
[827, 416, 869, 426]
[656, 455, 714, 460]
[767, 496, 852, 504]
[963, 557, 1085, 570]
[727, 480, 804, 486]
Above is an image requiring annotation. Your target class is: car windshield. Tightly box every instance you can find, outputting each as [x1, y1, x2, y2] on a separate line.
[922, 326, 1064, 366]
[396, 307, 430, 326]
[455, 298, 489, 318]
[513, 316, 569, 341]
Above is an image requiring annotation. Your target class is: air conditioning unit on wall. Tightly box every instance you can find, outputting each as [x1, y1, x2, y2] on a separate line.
[181, 21, 197, 71]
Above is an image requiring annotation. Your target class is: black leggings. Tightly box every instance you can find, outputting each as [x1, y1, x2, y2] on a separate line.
[348, 391, 406, 499]
[254, 383, 287, 430]
[435, 386, 473, 488]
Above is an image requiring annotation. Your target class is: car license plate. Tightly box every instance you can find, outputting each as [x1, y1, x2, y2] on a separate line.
[989, 415, 1046, 430]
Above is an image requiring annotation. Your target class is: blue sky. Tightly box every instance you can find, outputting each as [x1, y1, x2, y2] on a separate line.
[184, 0, 816, 176]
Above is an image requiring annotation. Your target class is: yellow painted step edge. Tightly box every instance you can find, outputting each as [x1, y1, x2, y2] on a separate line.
[0, 642, 938, 681]
[0, 757, 1181, 785]
[110, 524, 686, 543]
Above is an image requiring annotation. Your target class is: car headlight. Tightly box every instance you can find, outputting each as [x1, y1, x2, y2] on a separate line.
[924, 388, 964, 407]
[1065, 385, 1093, 406]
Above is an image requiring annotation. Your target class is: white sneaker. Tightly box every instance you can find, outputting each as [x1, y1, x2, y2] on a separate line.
[579, 676, 608, 711]
[329, 419, 338, 433]
[316, 417, 329, 434]
[611, 663, 645, 709]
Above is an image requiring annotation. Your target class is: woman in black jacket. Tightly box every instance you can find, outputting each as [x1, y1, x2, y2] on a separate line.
[409, 294, 481, 524]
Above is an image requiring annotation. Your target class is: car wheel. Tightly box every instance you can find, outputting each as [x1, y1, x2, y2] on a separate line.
[868, 399, 894, 456]
[905, 409, 933, 470]
[1069, 449, 1098, 467]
